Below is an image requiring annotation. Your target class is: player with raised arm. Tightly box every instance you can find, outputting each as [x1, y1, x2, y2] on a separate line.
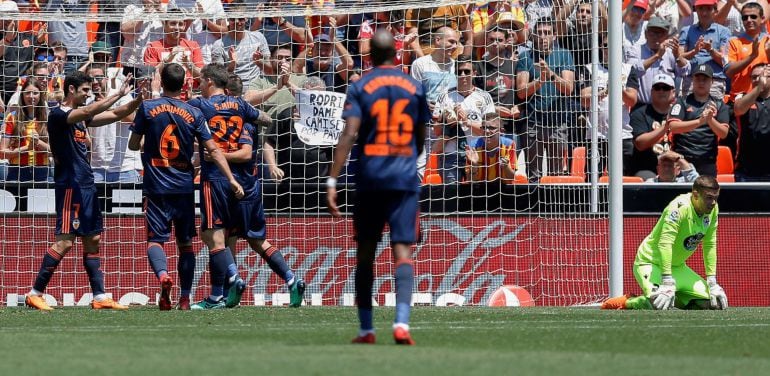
[602, 175, 728, 310]
[327, 30, 429, 345]
[128, 63, 244, 311]
[187, 63, 287, 309]
[220, 73, 306, 308]
[25, 71, 145, 311]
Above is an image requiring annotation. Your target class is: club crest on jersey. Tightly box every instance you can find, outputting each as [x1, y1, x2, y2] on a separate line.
[667, 209, 679, 223]
[703, 217, 710, 228]
[72, 218, 80, 230]
[671, 104, 682, 116]
[683, 233, 704, 251]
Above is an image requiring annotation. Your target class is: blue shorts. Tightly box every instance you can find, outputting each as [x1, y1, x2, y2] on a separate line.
[353, 190, 420, 244]
[200, 180, 234, 232]
[55, 185, 103, 236]
[229, 195, 267, 239]
[144, 193, 196, 243]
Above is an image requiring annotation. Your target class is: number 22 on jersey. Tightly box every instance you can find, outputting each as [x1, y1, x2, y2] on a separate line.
[364, 98, 414, 157]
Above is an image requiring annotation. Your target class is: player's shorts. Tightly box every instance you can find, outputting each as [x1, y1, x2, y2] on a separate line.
[229, 194, 266, 240]
[55, 185, 103, 236]
[144, 193, 196, 243]
[633, 263, 710, 307]
[200, 180, 234, 232]
[353, 190, 420, 245]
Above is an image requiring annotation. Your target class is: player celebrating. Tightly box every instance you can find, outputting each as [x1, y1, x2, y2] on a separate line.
[220, 73, 306, 308]
[25, 71, 145, 311]
[188, 63, 293, 309]
[327, 30, 429, 345]
[602, 175, 728, 310]
[128, 63, 244, 311]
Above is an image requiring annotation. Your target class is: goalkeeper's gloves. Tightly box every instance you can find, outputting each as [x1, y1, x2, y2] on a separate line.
[707, 276, 728, 310]
[651, 274, 676, 310]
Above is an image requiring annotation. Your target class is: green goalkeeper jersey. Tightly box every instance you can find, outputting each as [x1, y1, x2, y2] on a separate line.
[635, 193, 718, 276]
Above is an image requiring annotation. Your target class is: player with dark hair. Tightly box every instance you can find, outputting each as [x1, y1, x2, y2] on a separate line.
[128, 63, 244, 311]
[25, 71, 145, 311]
[187, 63, 298, 309]
[327, 30, 429, 345]
[219, 71, 307, 308]
[602, 175, 728, 310]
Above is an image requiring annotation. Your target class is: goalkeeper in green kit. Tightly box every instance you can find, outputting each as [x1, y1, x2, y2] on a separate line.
[602, 175, 728, 310]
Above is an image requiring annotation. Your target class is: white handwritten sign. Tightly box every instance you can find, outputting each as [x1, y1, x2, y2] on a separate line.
[294, 90, 346, 146]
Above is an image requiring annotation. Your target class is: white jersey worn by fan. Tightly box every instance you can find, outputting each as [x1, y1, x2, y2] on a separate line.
[432, 87, 496, 153]
[87, 88, 142, 182]
[410, 54, 458, 180]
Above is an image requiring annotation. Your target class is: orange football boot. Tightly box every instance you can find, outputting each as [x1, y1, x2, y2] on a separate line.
[393, 326, 415, 345]
[159, 275, 173, 311]
[91, 298, 128, 310]
[352, 332, 376, 344]
[25, 295, 53, 311]
[601, 295, 629, 310]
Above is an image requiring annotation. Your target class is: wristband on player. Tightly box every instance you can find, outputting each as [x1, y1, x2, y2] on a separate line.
[326, 177, 337, 188]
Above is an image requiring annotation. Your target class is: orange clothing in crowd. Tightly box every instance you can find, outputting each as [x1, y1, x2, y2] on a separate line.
[3, 114, 49, 166]
[727, 34, 770, 100]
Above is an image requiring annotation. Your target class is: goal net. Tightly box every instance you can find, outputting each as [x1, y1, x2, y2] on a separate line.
[0, 0, 613, 308]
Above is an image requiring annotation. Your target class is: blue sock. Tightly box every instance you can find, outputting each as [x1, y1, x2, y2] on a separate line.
[178, 246, 195, 298]
[355, 262, 374, 331]
[146, 244, 168, 279]
[33, 248, 63, 293]
[83, 253, 105, 297]
[261, 246, 294, 284]
[209, 248, 229, 298]
[224, 248, 239, 282]
[394, 261, 414, 325]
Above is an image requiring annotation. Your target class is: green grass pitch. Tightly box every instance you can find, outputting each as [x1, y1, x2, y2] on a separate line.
[1, 306, 769, 376]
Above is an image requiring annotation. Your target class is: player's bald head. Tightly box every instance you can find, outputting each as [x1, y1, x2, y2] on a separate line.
[371, 29, 396, 67]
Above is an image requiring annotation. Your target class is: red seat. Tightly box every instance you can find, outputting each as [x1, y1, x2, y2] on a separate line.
[423, 173, 443, 185]
[717, 146, 734, 174]
[539, 175, 585, 184]
[570, 147, 586, 179]
[717, 174, 735, 183]
[598, 175, 644, 183]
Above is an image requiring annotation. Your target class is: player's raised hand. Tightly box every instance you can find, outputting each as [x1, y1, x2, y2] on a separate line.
[707, 276, 728, 310]
[118, 73, 135, 97]
[229, 179, 245, 199]
[326, 184, 341, 218]
[651, 275, 676, 310]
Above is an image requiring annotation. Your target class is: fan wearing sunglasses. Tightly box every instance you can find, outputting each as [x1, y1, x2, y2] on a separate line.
[725, 1, 770, 102]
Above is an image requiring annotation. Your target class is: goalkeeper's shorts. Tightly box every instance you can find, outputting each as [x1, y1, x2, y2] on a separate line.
[633, 263, 710, 307]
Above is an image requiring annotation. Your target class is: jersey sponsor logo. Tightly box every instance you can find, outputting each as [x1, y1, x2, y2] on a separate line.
[667, 209, 679, 223]
[683, 233, 705, 251]
[671, 104, 681, 116]
[73, 129, 88, 144]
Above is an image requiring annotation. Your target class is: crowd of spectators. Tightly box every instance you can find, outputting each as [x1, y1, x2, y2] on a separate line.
[2, 0, 770, 184]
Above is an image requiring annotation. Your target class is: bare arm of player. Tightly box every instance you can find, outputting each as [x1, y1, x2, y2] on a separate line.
[327, 116, 360, 218]
[205, 143, 252, 164]
[128, 133, 143, 151]
[253, 111, 273, 128]
[90, 79, 149, 127]
[262, 141, 285, 181]
[67, 74, 136, 125]
[202, 139, 245, 199]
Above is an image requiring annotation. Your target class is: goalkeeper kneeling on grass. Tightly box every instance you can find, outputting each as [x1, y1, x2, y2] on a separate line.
[602, 175, 728, 310]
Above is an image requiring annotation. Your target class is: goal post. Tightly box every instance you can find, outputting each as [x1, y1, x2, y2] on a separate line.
[0, 0, 620, 307]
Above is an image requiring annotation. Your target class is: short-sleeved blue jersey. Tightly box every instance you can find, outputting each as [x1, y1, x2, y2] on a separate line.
[48, 106, 95, 187]
[342, 66, 430, 192]
[188, 94, 261, 181]
[130, 97, 212, 194]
